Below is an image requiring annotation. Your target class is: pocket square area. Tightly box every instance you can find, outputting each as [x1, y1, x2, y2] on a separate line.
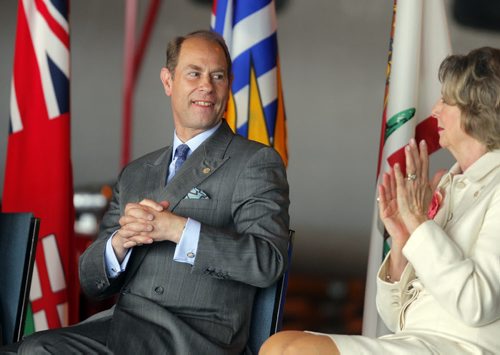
[185, 187, 210, 200]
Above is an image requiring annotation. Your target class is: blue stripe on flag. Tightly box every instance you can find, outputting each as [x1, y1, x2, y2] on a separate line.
[231, 51, 251, 93]
[48, 56, 69, 114]
[236, 122, 248, 137]
[230, 35, 277, 93]
[213, 0, 230, 34]
[233, 0, 271, 25]
[264, 100, 278, 137]
[252, 34, 277, 77]
[49, 0, 69, 21]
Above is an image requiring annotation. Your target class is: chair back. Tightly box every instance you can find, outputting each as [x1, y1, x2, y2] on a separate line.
[0, 212, 40, 345]
[248, 230, 294, 354]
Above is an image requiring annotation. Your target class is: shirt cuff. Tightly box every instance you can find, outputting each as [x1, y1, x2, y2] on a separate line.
[105, 231, 132, 278]
[173, 218, 200, 265]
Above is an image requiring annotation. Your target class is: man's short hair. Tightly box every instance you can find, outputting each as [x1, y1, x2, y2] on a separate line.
[166, 30, 232, 78]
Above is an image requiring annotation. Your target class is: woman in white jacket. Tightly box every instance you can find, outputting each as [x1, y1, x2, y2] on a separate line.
[260, 47, 500, 355]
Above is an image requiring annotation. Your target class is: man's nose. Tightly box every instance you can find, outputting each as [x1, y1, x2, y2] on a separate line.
[199, 75, 213, 92]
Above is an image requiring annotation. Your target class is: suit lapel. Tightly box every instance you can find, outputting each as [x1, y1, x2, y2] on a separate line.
[144, 147, 172, 200]
[125, 146, 172, 278]
[124, 122, 234, 279]
[159, 121, 233, 211]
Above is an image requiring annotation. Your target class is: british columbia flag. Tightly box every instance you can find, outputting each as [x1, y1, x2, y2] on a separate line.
[2, 0, 77, 333]
[211, 0, 288, 165]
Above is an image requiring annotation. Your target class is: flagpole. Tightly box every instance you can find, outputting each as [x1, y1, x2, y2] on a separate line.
[121, 0, 161, 168]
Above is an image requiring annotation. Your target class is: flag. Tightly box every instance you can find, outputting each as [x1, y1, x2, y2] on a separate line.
[363, 0, 451, 336]
[211, 0, 288, 166]
[2, 0, 77, 332]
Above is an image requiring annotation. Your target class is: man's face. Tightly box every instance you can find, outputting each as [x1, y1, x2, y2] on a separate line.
[161, 37, 230, 141]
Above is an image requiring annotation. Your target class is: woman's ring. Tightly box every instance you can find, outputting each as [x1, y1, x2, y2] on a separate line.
[406, 173, 417, 181]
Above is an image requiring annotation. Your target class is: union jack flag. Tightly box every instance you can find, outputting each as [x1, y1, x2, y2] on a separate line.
[211, 0, 288, 165]
[2, 0, 77, 333]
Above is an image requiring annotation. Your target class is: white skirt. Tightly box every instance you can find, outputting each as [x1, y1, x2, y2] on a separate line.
[307, 331, 489, 355]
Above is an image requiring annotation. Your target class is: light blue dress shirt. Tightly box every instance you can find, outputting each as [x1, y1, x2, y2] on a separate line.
[105, 122, 222, 278]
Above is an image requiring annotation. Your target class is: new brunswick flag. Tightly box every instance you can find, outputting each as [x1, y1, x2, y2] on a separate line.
[2, 0, 78, 332]
[211, 0, 288, 166]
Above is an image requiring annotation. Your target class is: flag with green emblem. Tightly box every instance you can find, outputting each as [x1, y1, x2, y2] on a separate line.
[363, 0, 451, 337]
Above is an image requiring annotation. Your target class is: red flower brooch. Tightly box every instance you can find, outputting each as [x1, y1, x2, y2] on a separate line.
[427, 189, 444, 219]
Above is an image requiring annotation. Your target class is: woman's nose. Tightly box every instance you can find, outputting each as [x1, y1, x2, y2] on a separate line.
[431, 99, 442, 118]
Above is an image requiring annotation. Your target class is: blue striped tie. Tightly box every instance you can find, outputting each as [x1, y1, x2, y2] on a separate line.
[174, 144, 190, 175]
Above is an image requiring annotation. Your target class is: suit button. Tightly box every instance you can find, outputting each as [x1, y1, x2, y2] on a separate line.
[96, 280, 105, 290]
[154, 286, 164, 295]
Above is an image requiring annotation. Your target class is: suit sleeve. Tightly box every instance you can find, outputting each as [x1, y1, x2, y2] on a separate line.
[191, 146, 290, 288]
[79, 170, 127, 300]
[403, 188, 500, 327]
[375, 254, 416, 331]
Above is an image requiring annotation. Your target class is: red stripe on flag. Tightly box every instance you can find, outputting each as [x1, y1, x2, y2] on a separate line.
[377, 107, 389, 177]
[386, 116, 440, 174]
[30, 236, 66, 328]
[212, 0, 218, 15]
[34, 0, 69, 48]
[12, 1, 49, 125]
[416, 115, 440, 155]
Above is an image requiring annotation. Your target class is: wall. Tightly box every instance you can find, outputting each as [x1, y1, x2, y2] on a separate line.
[1, 0, 498, 278]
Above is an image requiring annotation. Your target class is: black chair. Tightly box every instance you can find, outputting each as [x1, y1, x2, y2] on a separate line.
[0, 212, 40, 345]
[248, 230, 294, 354]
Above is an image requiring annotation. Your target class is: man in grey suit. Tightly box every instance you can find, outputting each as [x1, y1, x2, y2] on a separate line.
[4, 30, 289, 354]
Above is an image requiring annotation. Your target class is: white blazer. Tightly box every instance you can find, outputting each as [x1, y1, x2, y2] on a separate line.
[376, 149, 500, 354]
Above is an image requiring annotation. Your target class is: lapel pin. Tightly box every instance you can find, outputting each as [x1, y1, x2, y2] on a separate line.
[202, 167, 211, 174]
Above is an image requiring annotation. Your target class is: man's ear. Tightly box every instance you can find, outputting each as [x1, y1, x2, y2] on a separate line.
[160, 68, 173, 96]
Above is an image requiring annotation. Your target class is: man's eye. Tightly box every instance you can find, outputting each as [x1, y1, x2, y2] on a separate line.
[188, 72, 199, 77]
[212, 73, 224, 80]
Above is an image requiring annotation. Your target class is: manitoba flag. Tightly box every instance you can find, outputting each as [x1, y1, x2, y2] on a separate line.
[2, 0, 77, 332]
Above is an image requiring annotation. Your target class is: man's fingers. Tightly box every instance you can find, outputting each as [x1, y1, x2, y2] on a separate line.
[118, 218, 154, 233]
[139, 198, 165, 212]
[123, 237, 153, 249]
[123, 206, 154, 221]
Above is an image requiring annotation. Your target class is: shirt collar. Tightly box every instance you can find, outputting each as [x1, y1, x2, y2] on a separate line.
[171, 121, 222, 160]
[463, 149, 500, 182]
[444, 149, 500, 184]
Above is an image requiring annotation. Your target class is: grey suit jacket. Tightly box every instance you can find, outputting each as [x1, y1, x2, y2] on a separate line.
[79, 121, 290, 354]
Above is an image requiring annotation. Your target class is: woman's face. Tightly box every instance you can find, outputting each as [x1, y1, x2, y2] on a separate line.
[431, 97, 470, 151]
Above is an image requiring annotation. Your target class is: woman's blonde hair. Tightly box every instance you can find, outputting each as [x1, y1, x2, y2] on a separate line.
[439, 47, 500, 150]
